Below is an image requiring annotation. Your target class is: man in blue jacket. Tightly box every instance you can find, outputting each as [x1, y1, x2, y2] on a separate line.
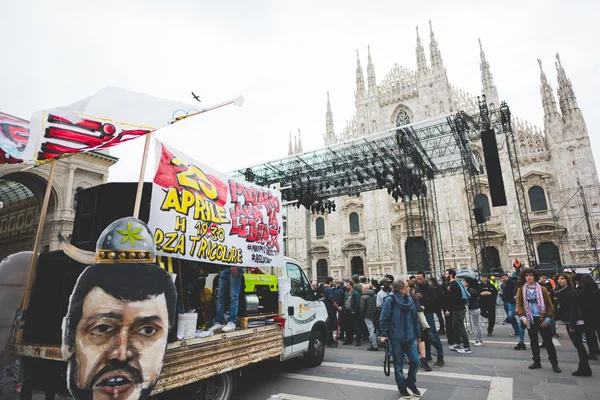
[380, 279, 422, 398]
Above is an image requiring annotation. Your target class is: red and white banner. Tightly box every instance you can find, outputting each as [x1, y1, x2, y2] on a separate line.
[148, 141, 283, 267]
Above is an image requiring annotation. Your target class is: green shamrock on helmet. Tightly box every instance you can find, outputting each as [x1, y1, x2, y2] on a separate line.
[117, 222, 144, 247]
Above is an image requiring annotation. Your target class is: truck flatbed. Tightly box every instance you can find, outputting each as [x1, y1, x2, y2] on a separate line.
[11, 324, 283, 395]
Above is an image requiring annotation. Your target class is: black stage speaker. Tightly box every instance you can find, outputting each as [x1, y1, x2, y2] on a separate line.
[473, 207, 486, 224]
[481, 129, 507, 206]
[70, 182, 153, 250]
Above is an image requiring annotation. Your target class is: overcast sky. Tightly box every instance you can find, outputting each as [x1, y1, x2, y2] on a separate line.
[1, 1, 598, 181]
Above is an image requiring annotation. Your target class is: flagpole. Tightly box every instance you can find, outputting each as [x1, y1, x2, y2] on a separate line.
[133, 132, 152, 219]
[16, 158, 58, 343]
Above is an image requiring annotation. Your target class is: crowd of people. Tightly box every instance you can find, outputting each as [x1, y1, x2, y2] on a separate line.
[317, 265, 600, 399]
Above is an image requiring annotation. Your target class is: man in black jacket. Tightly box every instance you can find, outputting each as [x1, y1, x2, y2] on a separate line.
[501, 274, 520, 337]
[445, 269, 471, 354]
[479, 274, 498, 336]
[416, 272, 445, 366]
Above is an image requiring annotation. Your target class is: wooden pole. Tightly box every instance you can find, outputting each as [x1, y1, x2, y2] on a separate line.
[133, 132, 152, 219]
[177, 258, 185, 313]
[15, 159, 58, 343]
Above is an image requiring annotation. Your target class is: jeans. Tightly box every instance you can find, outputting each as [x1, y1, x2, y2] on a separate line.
[527, 317, 557, 364]
[506, 302, 520, 335]
[435, 309, 445, 332]
[480, 305, 496, 334]
[390, 339, 419, 390]
[469, 309, 483, 342]
[567, 324, 591, 371]
[364, 318, 378, 348]
[452, 309, 470, 349]
[425, 313, 444, 357]
[215, 267, 244, 324]
[0, 359, 19, 386]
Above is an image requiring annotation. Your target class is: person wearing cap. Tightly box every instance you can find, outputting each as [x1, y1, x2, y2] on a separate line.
[479, 274, 499, 336]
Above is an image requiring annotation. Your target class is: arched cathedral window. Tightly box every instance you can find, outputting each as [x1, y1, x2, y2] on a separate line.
[474, 194, 491, 218]
[395, 110, 411, 127]
[316, 217, 325, 237]
[528, 186, 548, 211]
[349, 212, 360, 233]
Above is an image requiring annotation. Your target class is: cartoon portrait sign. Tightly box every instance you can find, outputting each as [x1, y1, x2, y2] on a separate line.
[148, 141, 283, 267]
[60, 218, 177, 400]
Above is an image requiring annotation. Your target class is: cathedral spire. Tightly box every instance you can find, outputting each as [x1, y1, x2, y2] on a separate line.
[325, 91, 335, 145]
[428, 20, 444, 72]
[288, 131, 293, 156]
[415, 26, 428, 75]
[355, 49, 366, 100]
[555, 53, 580, 116]
[297, 129, 303, 153]
[538, 58, 562, 144]
[367, 45, 378, 96]
[478, 38, 499, 108]
[538, 59, 560, 118]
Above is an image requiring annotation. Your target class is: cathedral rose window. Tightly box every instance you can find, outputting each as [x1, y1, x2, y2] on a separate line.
[395, 110, 411, 127]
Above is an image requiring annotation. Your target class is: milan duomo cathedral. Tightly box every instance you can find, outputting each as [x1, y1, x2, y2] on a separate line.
[284, 22, 599, 281]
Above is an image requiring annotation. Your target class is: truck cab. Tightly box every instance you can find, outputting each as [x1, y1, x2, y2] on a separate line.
[280, 257, 328, 365]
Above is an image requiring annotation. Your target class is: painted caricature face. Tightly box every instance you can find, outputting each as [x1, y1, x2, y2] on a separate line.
[71, 287, 169, 400]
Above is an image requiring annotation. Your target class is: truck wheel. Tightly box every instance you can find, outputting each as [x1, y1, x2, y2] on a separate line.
[304, 330, 325, 367]
[193, 371, 236, 400]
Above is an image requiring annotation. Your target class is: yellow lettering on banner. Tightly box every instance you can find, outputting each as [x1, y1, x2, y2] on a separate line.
[173, 234, 185, 255]
[175, 216, 187, 232]
[171, 157, 218, 200]
[181, 190, 195, 211]
[154, 229, 165, 249]
[189, 235, 201, 256]
[163, 232, 179, 252]
[190, 236, 243, 264]
[161, 188, 183, 214]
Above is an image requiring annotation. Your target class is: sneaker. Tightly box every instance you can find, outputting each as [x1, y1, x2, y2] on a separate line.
[367, 346, 379, 351]
[487, 332, 493, 337]
[14, 383, 22, 394]
[509, 333, 517, 337]
[408, 386, 422, 397]
[399, 387, 412, 399]
[449, 344, 460, 351]
[208, 322, 225, 332]
[474, 340, 483, 346]
[457, 347, 472, 354]
[221, 321, 236, 333]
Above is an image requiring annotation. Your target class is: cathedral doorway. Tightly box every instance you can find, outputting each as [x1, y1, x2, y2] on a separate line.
[351, 256, 364, 277]
[405, 237, 429, 273]
[316, 259, 328, 282]
[483, 246, 501, 273]
[537, 242, 561, 270]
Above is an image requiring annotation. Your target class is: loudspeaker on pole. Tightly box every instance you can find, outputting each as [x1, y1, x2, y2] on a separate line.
[481, 129, 507, 206]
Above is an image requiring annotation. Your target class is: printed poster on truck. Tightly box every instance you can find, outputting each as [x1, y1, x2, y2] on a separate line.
[148, 140, 283, 267]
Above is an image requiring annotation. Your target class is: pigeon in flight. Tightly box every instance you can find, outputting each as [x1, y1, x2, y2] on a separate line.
[191, 91, 201, 103]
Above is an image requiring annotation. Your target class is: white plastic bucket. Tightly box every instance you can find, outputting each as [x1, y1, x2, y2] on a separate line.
[177, 313, 198, 340]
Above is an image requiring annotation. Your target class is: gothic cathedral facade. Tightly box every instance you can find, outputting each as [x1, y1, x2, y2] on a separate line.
[284, 22, 599, 280]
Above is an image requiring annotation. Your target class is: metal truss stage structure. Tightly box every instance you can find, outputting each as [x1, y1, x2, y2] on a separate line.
[233, 96, 537, 275]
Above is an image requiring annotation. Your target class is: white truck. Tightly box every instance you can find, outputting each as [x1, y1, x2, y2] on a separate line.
[10, 183, 330, 400]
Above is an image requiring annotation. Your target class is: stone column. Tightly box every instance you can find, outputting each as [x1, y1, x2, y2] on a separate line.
[64, 165, 76, 210]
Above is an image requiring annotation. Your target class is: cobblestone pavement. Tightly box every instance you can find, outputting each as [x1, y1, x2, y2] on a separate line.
[3, 319, 599, 399]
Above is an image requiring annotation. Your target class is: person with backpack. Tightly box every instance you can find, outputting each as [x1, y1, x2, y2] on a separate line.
[360, 284, 379, 351]
[445, 269, 471, 354]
